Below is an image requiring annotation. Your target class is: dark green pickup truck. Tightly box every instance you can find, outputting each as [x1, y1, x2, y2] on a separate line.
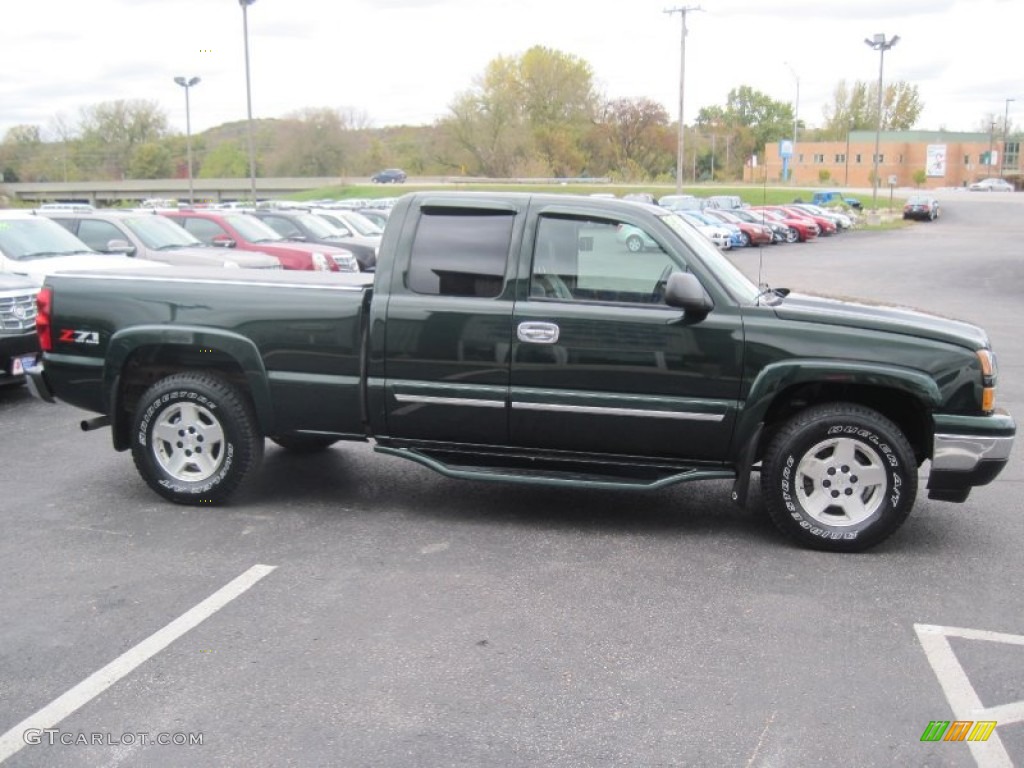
[28, 192, 1015, 551]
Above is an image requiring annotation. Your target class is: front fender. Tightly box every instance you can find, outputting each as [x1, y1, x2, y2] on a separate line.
[732, 359, 941, 460]
[104, 325, 274, 433]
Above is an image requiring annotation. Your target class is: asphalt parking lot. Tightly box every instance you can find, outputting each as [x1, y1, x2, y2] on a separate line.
[1, 191, 1021, 767]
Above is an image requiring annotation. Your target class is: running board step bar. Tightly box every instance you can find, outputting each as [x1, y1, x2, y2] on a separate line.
[374, 446, 734, 491]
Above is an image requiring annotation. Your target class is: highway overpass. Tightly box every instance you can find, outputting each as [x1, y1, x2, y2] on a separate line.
[0, 177, 350, 205]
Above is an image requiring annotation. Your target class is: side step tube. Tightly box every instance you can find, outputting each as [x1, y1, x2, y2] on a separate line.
[374, 445, 734, 491]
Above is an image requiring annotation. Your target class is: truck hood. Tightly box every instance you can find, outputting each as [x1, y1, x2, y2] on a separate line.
[9, 253, 165, 285]
[150, 246, 281, 270]
[773, 293, 988, 350]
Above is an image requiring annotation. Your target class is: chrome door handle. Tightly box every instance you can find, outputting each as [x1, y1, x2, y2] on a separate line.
[517, 321, 560, 344]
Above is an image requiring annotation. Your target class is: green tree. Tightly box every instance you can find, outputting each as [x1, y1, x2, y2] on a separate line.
[128, 142, 172, 179]
[77, 99, 169, 178]
[823, 80, 923, 136]
[268, 108, 348, 176]
[912, 168, 927, 187]
[441, 46, 599, 177]
[198, 141, 249, 178]
[695, 87, 792, 180]
[594, 97, 674, 180]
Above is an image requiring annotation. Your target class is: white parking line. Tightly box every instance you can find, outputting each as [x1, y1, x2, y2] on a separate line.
[0, 564, 276, 764]
[914, 623, 1021, 768]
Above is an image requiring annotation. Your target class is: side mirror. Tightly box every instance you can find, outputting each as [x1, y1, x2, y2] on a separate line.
[664, 271, 713, 316]
[211, 234, 236, 248]
[106, 239, 136, 256]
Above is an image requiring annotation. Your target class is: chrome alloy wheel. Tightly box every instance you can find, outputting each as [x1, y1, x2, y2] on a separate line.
[794, 436, 888, 526]
[151, 401, 226, 482]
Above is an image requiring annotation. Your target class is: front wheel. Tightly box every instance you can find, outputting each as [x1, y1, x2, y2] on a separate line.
[785, 228, 799, 243]
[738, 231, 751, 247]
[626, 234, 644, 252]
[761, 403, 917, 552]
[131, 373, 263, 505]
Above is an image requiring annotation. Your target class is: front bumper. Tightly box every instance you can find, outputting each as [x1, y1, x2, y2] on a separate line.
[927, 410, 1015, 501]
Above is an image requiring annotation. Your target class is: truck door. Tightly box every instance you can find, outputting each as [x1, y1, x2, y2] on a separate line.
[376, 200, 522, 445]
[509, 209, 743, 461]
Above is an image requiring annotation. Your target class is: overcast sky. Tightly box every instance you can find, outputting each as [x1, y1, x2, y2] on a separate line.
[1, 0, 1019, 141]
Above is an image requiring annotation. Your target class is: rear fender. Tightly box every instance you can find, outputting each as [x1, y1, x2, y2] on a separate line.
[103, 325, 274, 433]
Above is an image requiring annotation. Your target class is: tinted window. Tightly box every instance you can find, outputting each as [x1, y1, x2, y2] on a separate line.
[77, 219, 125, 251]
[179, 217, 227, 243]
[407, 209, 513, 298]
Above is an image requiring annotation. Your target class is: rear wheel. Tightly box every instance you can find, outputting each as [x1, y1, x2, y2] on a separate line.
[626, 234, 644, 252]
[761, 403, 917, 552]
[131, 373, 263, 505]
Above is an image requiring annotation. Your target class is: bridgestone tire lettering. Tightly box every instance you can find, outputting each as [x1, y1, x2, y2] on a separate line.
[761, 402, 918, 552]
[130, 373, 263, 505]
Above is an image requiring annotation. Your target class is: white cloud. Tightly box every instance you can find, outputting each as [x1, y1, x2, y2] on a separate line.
[0, 0, 1020, 140]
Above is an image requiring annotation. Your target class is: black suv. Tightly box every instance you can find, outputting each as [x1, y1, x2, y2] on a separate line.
[250, 209, 377, 271]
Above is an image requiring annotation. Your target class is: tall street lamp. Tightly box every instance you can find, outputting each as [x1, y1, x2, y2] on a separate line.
[173, 76, 201, 204]
[864, 33, 899, 211]
[1002, 98, 1015, 178]
[240, 0, 258, 203]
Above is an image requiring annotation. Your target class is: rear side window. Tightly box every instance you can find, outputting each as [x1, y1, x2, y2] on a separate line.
[407, 208, 513, 298]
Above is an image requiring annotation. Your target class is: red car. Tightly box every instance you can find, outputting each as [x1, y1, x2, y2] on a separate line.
[776, 206, 837, 236]
[750, 207, 819, 242]
[703, 209, 774, 247]
[160, 210, 359, 272]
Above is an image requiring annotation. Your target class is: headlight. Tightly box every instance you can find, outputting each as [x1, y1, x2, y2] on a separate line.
[331, 253, 359, 272]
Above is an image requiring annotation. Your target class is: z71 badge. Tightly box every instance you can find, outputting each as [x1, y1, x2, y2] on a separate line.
[59, 329, 100, 345]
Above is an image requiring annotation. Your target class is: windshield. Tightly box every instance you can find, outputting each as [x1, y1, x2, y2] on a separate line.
[225, 214, 284, 242]
[123, 215, 203, 249]
[294, 213, 343, 239]
[659, 213, 759, 303]
[339, 211, 383, 236]
[0, 217, 94, 260]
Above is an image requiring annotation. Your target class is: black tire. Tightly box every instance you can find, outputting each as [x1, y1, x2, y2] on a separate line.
[761, 403, 917, 552]
[270, 435, 339, 453]
[738, 231, 751, 247]
[131, 373, 263, 505]
[626, 234, 644, 252]
[785, 227, 799, 243]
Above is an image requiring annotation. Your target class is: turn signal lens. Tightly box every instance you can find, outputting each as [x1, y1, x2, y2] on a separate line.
[977, 350, 997, 413]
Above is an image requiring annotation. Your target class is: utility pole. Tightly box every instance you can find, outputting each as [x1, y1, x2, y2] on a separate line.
[665, 6, 702, 194]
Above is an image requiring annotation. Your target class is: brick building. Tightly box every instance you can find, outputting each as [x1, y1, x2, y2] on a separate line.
[746, 130, 1021, 189]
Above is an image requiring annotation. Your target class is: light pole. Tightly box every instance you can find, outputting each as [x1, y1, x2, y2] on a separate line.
[173, 76, 201, 204]
[1002, 98, 1015, 178]
[240, 0, 258, 203]
[784, 62, 800, 182]
[864, 33, 899, 210]
[665, 6, 702, 194]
